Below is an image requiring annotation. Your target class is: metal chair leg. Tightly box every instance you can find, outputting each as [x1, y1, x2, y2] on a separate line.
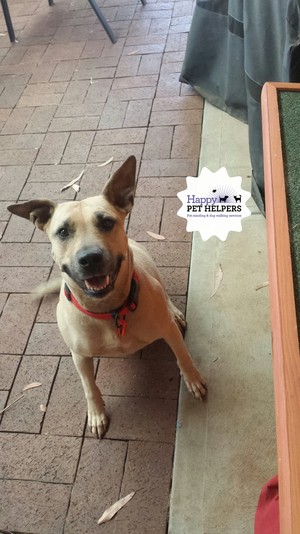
[140, 0, 146, 5]
[0, 0, 15, 42]
[87, 0, 117, 44]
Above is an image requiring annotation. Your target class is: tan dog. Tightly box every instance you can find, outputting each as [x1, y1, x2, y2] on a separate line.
[8, 156, 206, 437]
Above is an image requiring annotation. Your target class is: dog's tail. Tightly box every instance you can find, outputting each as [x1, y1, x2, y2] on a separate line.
[32, 278, 61, 299]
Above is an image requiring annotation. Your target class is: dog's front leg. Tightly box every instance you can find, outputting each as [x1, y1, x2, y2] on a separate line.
[72, 351, 108, 438]
[164, 324, 207, 400]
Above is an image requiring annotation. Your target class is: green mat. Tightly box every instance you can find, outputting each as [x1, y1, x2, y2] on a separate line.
[278, 91, 300, 334]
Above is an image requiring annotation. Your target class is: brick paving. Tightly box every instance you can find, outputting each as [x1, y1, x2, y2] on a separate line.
[0, 0, 203, 531]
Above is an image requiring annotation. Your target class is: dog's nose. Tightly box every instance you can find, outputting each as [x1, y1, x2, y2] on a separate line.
[77, 248, 103, 269]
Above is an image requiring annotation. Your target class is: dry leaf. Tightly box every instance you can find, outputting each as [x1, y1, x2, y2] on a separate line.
[0, 394, 25, 415]
[22, 382, 42, 392]
[97, 492, 135, 525]
[98, 157, 113, 167]
[72, 184, 80, 192]
[128, 50, 139, 55]
[256, 281, 269, 291]
[210, 264, 224, 298]
[40, 404, 47, 412]
[60, 170, 85, 192]
[146, 231, 166, 240]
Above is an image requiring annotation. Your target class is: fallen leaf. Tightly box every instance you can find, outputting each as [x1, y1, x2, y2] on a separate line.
[60, 169, 85, 192]
[98, 156, 113, 167]
[210, 264, 223, 298]
[146, 231, 166, 240]
[128, 50, 139, 55]
[255, 281, 269, 291]
[22, 382, 42, 392]
[72, 184, 80, 192]
[97, 492, 135, 525]
[40, 404, 47, 412]
[0, 394, 25, 415]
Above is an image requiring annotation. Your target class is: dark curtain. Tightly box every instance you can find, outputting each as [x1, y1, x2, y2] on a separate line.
[180, 0, 300, 214]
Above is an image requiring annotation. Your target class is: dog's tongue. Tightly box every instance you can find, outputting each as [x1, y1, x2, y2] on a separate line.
[84, 274, 110, 291]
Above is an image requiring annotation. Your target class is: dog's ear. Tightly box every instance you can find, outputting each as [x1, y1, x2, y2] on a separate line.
[7, 199, 56, 231]
[102, 155, 136, 213]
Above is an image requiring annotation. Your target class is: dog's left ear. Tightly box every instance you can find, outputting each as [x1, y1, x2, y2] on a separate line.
[7, 199, 56, 231]
[102, 155, 136, 213]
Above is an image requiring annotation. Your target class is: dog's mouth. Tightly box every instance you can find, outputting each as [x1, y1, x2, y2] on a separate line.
[83, 273, 112, 297]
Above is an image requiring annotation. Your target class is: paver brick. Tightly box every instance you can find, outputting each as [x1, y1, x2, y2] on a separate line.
[0, 243, 52, 266]
[116, 55, 141, 78]
[118, 441, 174, 533]
[0, 355, 59, 432]
[97, 357, 180, 398]
[0, 480, 71, 534]
[0, 266, 50, 292]
[143, 125, 173, 159]
[98, 100, 128, 129]
[141, 339, 176, 361]
[112, 74, 158, 90]
[103, 395, 177, 442]
[55, 101, 104, 118]
[0, 165, 30, 200]
[0, 391, 8, 411]
[26, 322, 69, 355]
[127, 196, 163, 240]
[35, 131, 69, 164]
[64, 439, 127, 534]
[0, 292, 8, 313]
[61, 80, 90, 105]
[42, 41, 85, 62]
[159, 266, 189, 295]
[160, 197, 192, 241]
[43, 357, 90, 436]
[62, 130, 95, 163]
[0, 433, 81, 483]
[36, 294, 58, 322]
[30, 62, 57, 83]
[0, 354, 21, 389]
[139, 157, 198, 177]
[1, 107, 33, 134]
[137, 53, 162, 75]
[25, 105, 57, 133]
[0, 294, 40, 353]
[20, 180, 76, 200]
[123, 98, 152, 127]
[94, 127, 146, 145]
[89, 142, 143, 163]
[108, 85, 156, 101]
[49, 115, 99, 132]
[136, 175, 187, 197]
[28, 162, 82, 182]
[85, 78, 113, 102]
[171, 123, 202, 158]
[150, 108, 202, 126]
[143, 240, 191, 267]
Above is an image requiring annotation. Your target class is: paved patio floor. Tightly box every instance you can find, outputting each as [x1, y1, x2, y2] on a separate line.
[0, 0, 203, 533]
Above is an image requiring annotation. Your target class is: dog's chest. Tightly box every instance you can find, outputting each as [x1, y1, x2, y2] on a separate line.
[57, 304, 144, 357]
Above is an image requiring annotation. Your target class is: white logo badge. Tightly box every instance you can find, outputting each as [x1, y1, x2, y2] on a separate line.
[177, 167, 251, 241]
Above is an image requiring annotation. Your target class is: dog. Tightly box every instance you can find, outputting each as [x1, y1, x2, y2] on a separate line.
[8, 156, 207, 438]
[219, 195, 229, 202]
[234, 195, 242, 203]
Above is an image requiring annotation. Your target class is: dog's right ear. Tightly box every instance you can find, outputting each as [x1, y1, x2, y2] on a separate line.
[7, 200, 56, 231]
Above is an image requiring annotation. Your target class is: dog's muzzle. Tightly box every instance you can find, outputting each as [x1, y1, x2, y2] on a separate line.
[62, 248, 124, 298]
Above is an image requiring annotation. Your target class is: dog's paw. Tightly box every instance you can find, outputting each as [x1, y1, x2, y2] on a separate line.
[87, 404, 109, 439]
[182, 367, 207, 400]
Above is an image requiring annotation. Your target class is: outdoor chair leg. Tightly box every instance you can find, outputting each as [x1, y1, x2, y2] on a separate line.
[0, 0, 15, 42]
[140, 0, 146, 5]
[87, 0, 117, 44]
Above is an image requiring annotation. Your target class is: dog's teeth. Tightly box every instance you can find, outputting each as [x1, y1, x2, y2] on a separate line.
[105, 275, 110, 286]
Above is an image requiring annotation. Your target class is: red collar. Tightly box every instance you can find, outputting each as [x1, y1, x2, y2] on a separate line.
[64, 271, 139, 337]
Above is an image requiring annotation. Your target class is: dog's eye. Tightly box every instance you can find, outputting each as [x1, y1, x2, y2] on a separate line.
[57, 227, 70, 239]
[99, 217, 115, 232]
